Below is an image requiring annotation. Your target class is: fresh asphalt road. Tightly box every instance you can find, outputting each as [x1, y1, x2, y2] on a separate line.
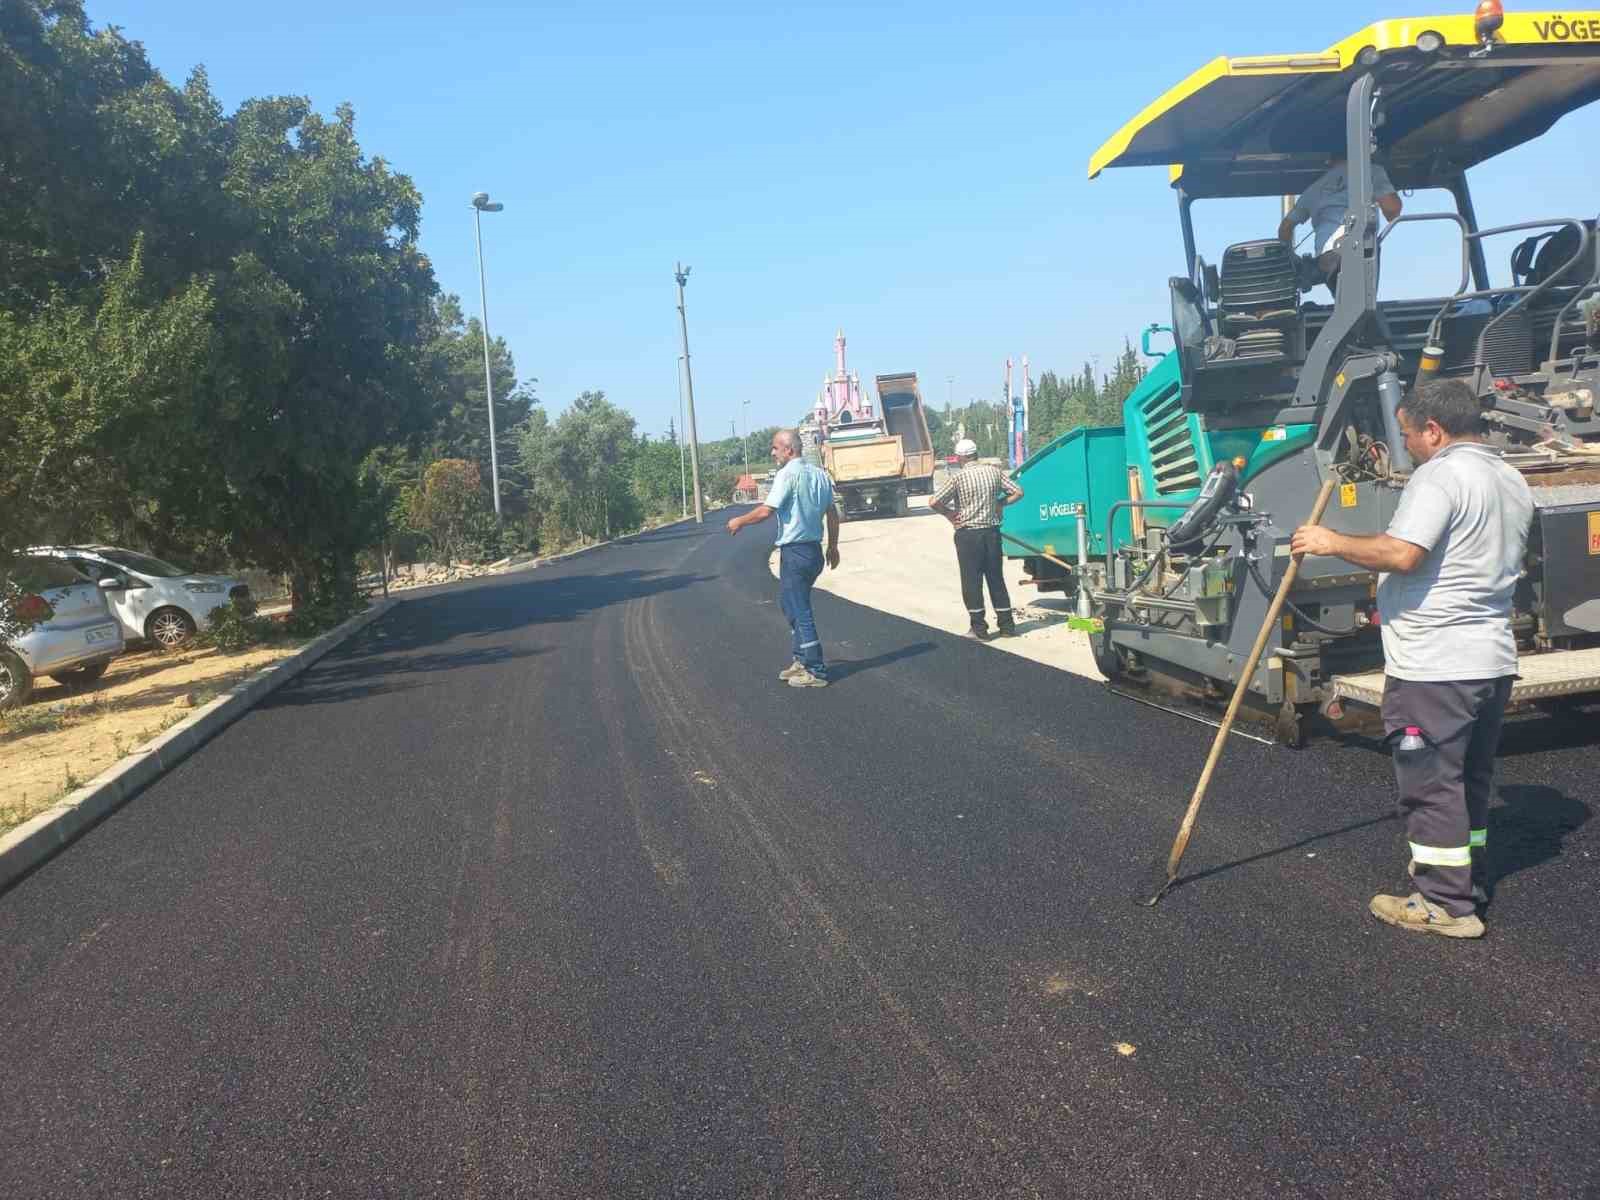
[3, 513, 1596, 1199]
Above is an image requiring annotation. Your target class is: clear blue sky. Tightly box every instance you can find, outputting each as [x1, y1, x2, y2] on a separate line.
[93, 1, 1599, 442]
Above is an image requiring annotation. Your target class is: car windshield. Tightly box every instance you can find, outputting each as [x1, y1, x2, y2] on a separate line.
[96, 548, 190, 578]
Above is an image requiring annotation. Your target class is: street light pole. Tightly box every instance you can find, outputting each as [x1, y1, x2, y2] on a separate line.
[471, 192, 505, 522]
[676, 355, 688, 518]
[742, 397, 750, 478]
[674, 263, 704, 523]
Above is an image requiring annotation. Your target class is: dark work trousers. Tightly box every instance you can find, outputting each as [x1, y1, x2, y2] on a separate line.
[778, 541, 826, 677]
[954, 526, 1014, 634]
[1382, 676, 1513, 916]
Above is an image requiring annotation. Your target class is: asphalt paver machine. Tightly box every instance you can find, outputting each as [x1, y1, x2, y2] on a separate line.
[1003, 6, 1600, 744]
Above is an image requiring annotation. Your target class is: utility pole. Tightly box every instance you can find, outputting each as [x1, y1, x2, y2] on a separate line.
[674, 263, 704, 523]
[742, 397, 751, 478]
[1021, 354, 1031, 463]
[1004, 358, 1014, 467]
[676, 355, 688, 518]
[471, 192, 506, 521]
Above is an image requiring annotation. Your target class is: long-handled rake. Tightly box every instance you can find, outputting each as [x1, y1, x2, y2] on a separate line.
[1143, 476, 1337, 907]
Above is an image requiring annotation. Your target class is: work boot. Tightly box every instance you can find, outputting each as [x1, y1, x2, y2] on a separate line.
[994, 624, 1017, 639]
[964, 627, 989, 641]
[778, 661, 808, 681]
[1369, 891, 1485, 939]
[787, 669, 829, 688]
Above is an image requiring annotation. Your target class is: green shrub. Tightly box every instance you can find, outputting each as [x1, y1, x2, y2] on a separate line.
[198, 598, 277, 653]
[283, 586, 367, 639]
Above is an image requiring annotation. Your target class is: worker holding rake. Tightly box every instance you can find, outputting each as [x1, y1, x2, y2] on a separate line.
[1292, 380, 1533, 939]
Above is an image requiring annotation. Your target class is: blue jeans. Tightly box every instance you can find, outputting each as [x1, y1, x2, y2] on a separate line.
[778, 541, 826, 677]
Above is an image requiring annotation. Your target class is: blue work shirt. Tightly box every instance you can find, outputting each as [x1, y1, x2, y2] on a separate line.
[764, 458, 834, 546]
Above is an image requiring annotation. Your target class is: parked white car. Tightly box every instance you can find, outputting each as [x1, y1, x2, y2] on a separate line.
[1, 556, 125, 709]
[27, 546, 252, 651]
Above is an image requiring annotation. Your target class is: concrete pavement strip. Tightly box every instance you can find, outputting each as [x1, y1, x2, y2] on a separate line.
[767, 497, 1104, 681]
[0, 598, 401, 893]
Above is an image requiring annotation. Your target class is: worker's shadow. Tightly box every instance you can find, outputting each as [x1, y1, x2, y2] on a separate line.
[1166, 783, 1589, 900]
[1485, 784, 1591, 894]
[826, 640, 936, 682]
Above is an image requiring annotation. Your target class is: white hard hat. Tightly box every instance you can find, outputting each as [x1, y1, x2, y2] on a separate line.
[954, 438, 978, 457]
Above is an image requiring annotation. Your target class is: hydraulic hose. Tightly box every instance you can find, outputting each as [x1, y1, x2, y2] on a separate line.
[1245, 552, 1359, 637]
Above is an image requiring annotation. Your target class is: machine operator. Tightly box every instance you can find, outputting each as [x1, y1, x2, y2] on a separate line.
[1278, 156, 1403, 291]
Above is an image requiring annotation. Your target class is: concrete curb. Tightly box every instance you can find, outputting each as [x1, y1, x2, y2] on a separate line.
[383, 511, 730, 593]
[0, 598, 401, 893]
[531, 511, 725, 567]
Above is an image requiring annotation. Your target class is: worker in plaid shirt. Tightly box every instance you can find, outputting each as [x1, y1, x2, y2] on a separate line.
[929, 439, 1025, 639]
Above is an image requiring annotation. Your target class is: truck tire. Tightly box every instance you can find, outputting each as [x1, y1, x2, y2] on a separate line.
[893, 489, 909, 517]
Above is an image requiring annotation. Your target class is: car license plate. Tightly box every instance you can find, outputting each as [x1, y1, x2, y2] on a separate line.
[84, 627, 115, 645]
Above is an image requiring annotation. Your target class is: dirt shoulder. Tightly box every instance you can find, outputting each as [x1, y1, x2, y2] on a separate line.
[0, 644, 301, 832]
[772, 497, 1105, 680]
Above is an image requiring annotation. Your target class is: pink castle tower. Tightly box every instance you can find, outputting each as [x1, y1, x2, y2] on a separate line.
[813, 329, 873, 428]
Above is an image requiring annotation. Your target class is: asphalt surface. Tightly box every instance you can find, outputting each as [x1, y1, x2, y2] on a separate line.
[3, 513, 1597, 1199]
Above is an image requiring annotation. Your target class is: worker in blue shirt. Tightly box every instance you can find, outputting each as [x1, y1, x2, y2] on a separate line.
[726, 429, 841, 687]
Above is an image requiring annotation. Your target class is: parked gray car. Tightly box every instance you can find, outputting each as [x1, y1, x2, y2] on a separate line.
[1, 556, 126, 710]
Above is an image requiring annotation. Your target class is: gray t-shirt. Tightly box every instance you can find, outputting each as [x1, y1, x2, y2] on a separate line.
[1291, 162, 1396, 257]
[1377, 442, 1534, 681]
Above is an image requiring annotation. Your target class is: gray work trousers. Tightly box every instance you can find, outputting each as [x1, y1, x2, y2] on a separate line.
[1381, 675, 1513, 917]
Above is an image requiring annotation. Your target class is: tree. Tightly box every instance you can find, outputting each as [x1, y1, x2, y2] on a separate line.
[632, 436, 684, 518]
[1099, 338, 1147, 419]
[518, 391, 640, 543]
[420, 294, 534, 501]
[406, 459, 484, 566]
[0, 241, 215, 564]
[0, 3, 442, 606]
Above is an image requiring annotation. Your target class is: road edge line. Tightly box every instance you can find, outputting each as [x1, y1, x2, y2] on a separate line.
[0, 598, 402, 892]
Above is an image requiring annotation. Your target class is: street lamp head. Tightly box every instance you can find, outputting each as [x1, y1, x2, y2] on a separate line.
[675, 263, 691, 287]
[471, 192, 503, 212]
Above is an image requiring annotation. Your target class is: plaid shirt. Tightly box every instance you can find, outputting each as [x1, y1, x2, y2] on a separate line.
[930, 463, 1021, 529]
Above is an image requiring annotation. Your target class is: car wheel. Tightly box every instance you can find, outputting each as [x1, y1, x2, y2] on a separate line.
[0, 649, 32, 711]
[146, 607, 197, 651]
[51, 660, 111, 689]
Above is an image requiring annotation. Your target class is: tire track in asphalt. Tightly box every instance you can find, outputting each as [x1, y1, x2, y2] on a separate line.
[638, 544, 1600, 1196]
[618, 587, 1136, 1197]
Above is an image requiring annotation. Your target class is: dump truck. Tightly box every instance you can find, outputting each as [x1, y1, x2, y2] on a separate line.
[823, 426, 910, 518]
[1002, 6, 1600, 745]
[808, 333, 931, 518]
[875, 373, 936, 495]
